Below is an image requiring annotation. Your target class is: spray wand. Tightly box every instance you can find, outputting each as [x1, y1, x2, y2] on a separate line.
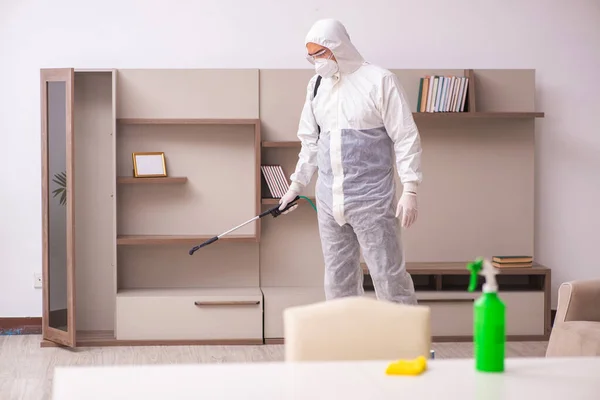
[188, 195, 316, 255]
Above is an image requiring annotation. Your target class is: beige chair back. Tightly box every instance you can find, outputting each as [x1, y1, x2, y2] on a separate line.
[283, 296, 431, 362]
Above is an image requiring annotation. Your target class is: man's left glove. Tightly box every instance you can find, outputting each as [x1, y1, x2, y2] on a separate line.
[395, 187, 418, 228]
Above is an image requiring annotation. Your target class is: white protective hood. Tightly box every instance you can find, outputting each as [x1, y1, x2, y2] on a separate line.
[304, 19, 365, 74]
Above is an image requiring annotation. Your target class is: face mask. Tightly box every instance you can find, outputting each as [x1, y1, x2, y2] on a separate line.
[315, 58, 338, 78]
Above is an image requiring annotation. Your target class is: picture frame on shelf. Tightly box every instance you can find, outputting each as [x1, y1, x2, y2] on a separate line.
[132, 152, 167, 178]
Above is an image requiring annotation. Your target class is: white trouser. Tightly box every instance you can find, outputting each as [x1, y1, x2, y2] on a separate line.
[316, 195, 417, 305]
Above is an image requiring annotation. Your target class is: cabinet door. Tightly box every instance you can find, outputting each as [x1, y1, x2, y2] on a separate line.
[41, 68, 77, 347]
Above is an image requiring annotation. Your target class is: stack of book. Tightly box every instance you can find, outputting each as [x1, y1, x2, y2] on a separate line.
[491, 256, 533, 268]
[261, 164, 289, 198]
[416, 75, 469, 113]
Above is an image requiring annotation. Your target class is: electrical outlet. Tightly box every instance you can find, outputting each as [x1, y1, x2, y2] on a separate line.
[34, 273, 42, 288]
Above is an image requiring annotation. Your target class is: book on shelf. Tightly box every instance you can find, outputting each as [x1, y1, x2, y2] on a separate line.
[261, 165, 290, 198]
[416, 75, 469, 113]
[491, 255, 533, 268]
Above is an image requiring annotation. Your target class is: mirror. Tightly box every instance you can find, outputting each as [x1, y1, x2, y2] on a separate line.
[47, 81, 69, 331]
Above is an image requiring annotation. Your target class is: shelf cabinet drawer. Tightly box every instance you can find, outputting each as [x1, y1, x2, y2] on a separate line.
[417, 292, 545, 338]
[503, 292, 545, 336]
[116, 288, 263, 341]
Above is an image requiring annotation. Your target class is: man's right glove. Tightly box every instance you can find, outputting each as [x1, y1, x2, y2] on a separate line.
[279, 188, 300, 214]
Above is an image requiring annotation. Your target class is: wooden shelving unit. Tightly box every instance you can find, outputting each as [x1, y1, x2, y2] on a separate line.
[40, 68, 265, 349]
[39, 67, 549, 348]
[117, 176, 188, 184]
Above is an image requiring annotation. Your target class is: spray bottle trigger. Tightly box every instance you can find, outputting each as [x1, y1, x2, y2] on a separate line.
[466, 258, 484, 292]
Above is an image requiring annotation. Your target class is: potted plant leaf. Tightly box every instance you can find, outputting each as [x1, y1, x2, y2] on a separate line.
[52, 171, 67, 206]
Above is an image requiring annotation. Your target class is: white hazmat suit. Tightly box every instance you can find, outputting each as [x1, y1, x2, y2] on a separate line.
[280, 19, 422, 304]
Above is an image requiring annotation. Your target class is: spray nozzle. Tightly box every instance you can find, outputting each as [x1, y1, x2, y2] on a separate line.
[467, 259, 483, 292]
[466, 258, 499, 293]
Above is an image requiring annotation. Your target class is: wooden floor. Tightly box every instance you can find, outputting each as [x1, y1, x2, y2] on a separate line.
[0, 334, 548, 400]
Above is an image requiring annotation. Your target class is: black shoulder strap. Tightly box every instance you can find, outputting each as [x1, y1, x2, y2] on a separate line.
[314, 75, 322, 135]
[313, 75, 322, 99]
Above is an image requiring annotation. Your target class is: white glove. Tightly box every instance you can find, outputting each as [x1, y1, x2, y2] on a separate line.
[395, 187, 418, 228]
[279, 188, 299, 214]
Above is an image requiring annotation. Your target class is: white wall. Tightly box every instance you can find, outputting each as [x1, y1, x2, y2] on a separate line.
[1, 0, 598, 316]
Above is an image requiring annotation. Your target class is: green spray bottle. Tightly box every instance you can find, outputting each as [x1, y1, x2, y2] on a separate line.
[467, 258, 506, 372]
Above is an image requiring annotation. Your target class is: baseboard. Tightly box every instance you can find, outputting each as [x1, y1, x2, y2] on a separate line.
[0, 317, 42, 335]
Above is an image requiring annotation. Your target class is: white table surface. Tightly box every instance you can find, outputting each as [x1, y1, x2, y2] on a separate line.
[52, 356, 600, 400]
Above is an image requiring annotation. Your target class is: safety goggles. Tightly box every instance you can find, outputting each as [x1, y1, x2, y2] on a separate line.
[306, 48, 332, 63]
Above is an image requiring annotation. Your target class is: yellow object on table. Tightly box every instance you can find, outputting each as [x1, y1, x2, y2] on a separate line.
[385, 356, 428, 376]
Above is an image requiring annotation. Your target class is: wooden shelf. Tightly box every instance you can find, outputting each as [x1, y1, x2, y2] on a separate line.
[412, 111, 544, 119]
[261, 112, 543, 148]
[117, 176, 188, 184]
[262, 198, 281, 205]
[261, 197, 315, 205]
[361, 261, 549, 276]
[262, 141, 302, 148]
[116, 287, 262, 297]
[116, 234, 257, 245]
[117, 118, 259, 125]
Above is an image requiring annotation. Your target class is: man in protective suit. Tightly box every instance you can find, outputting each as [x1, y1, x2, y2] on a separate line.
[279, 19, 422, 305]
